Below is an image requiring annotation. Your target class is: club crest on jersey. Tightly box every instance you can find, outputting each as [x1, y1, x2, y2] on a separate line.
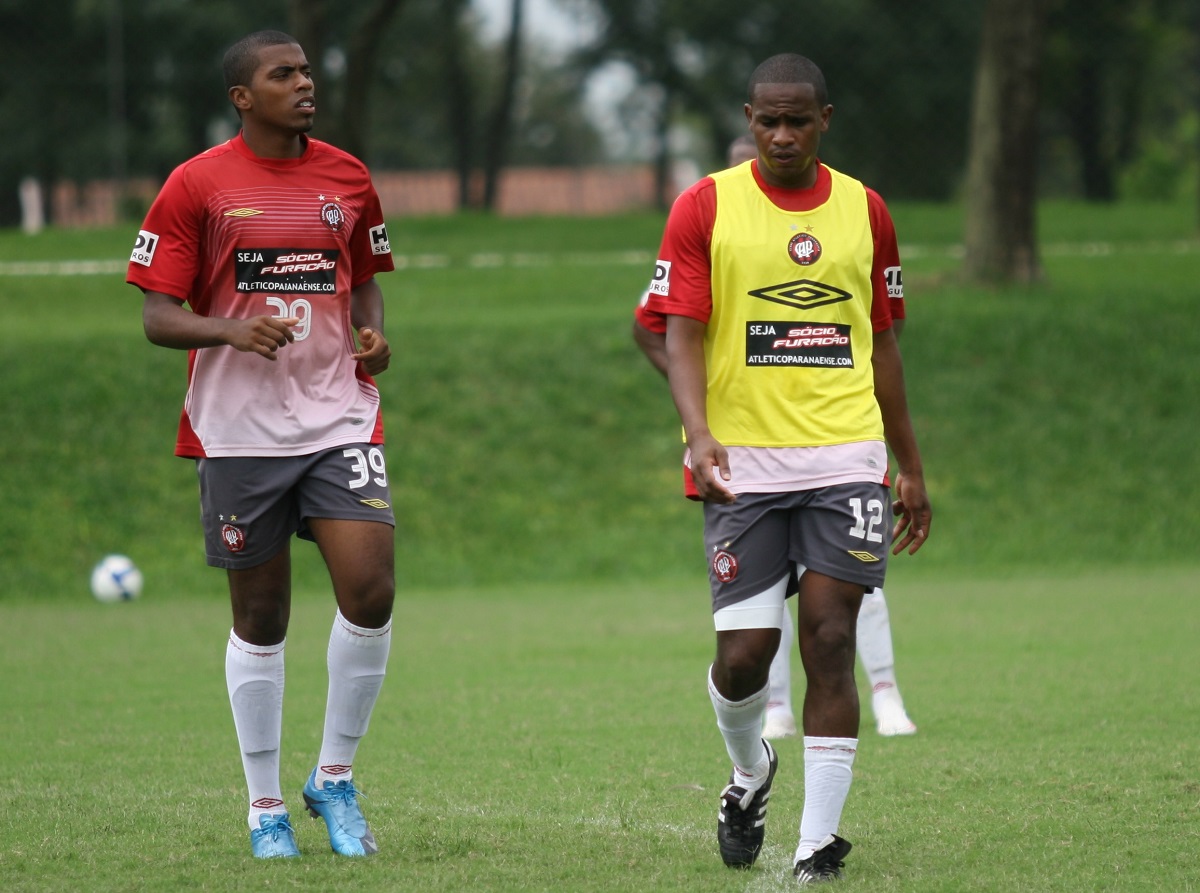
[221, 524, 246, 553]
[320, 200, 345, 233]
[712, 549, 739, 583]
[787, 232, 823, 266]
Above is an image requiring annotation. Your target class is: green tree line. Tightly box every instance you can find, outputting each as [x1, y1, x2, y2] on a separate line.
[1, 0, 1196, 229]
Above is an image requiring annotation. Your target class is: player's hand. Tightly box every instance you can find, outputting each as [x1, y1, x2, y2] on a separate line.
[226, 316, 298, 360]
[891, 470, 931, 555]
[687, 433, 737, 504]
[352, 327, 391, 375]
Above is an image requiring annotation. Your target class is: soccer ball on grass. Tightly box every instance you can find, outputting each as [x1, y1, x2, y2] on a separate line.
[90, 554, 143, 602]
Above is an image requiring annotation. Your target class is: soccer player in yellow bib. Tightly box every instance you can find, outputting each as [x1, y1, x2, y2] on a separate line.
[642, 54, 931, 884]
[635, 137, 919, 744]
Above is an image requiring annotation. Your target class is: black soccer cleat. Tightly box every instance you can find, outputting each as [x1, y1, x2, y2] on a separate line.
[717, 739, 777, 868]
[793, 834, 852, 885]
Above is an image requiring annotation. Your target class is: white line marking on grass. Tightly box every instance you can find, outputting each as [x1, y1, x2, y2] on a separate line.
[0, 259, 126, 276]
[899, 239, 1199, 260]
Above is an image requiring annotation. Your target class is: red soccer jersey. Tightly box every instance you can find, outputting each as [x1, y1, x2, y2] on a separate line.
[127, 134, 394, 458]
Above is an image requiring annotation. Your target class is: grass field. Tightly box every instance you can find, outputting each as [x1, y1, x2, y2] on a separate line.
[2, 571, 1198, 892]
[0, 201, 1198, 890]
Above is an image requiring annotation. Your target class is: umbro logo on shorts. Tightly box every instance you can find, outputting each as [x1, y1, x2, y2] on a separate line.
[847, 550, 880, 563]
[359, 498, 390, 509]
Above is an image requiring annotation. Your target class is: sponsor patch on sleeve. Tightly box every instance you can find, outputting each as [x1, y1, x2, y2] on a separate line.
[130, 230, 159, 267]
[649, 259, 671, 296]
[369, 223, 391, 256]
[884, 265, 903, 298]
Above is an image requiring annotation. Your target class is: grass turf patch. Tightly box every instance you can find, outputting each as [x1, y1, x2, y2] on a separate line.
[1, 568, 1197, 892]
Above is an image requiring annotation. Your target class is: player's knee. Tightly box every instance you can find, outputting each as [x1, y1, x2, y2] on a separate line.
[714, 630, 777, 695]
[801, 617, 855, 666]
[233, 603, 289, 645]
[340, 576, 394, 629]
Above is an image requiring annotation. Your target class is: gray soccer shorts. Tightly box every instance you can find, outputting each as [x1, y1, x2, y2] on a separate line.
[196, 443, 395, 569]
[703, 482, 892, 618]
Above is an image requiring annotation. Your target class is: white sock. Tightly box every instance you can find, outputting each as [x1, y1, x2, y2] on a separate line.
[707, 666, 770, 788]
[225, 631, 285, 829]
[857, 587, 897, 690]
[766, 606, 794, 717]
[795, 737, 857, 862]
[315, 611, 392, 786]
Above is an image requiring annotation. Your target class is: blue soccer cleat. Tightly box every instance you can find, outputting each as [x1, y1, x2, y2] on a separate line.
[249, 813, 301, 859]
[302, 769, 378, 856]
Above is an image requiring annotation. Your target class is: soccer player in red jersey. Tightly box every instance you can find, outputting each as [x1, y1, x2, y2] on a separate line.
[642, 55, 931, 883]
[127, 31, 396, 859]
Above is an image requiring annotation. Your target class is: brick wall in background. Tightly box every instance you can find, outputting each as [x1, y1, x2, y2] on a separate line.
[48, 165, 664, 228]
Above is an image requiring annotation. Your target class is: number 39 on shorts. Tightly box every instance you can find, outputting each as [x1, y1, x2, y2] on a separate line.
[848, 497, 885, 543]
[343, 447, 387, 489]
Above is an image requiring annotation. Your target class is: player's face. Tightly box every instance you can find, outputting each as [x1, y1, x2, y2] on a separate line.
[726, 142, 757, 167]
[744, 82, 831, 189]
[241, 43, 315, 135]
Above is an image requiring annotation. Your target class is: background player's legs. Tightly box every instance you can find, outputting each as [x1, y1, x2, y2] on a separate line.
[794, 570, 862, 862]
[763, 605, 797, 739]
[857, 587, 917, 736]
[226, 547, 293, 833]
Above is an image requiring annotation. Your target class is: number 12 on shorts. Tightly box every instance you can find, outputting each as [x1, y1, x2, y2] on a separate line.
[848, 497, 885, 543]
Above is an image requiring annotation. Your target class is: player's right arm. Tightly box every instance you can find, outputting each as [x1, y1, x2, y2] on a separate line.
[141, 290, 298, 361]
[667, 313, 734, 504]
[632, 299, 669, 378]
[648, 180, 734, 504]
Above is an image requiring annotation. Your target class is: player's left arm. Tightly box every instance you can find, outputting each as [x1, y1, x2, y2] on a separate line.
[350, 277, 390, 375]
[872, 328, 930, 554]
[867, 186, 906, 341]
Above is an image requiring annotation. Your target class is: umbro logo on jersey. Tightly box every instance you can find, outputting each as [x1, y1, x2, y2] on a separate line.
[360, 498, 391, 510]
[224, 208, 264, 217]
[748, 279, 852, 312]
[847, 550, 880, 563]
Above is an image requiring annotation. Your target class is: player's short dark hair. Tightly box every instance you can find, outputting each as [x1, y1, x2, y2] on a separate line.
[747, 54, 828, 106]
[223, 30, 299, 91]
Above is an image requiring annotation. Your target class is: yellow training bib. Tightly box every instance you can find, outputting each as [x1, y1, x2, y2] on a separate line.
[704, 164, 884, 448]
